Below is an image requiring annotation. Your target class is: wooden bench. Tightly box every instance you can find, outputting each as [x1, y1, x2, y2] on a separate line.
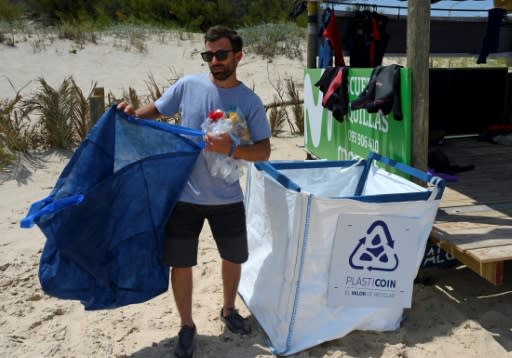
[430, 189, 512, 285]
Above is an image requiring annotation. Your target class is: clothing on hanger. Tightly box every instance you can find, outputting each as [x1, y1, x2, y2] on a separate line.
[323, 8, 346, 67]
[318, 7, 346, 68]
[314, 66, 350, 122]
[350, 64, 403, 121]
[477, 8, 507, 64]
[318, 8, 334, 68]
[345, 10, 389, 68]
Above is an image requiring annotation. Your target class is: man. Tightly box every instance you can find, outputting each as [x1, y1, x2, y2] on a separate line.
[118, 25, 271, 358]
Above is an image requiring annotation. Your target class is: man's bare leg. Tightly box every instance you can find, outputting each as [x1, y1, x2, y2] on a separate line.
[171, 267, 194, 327]
[220, 259, 251, 334]
[222, 259, 240, 314]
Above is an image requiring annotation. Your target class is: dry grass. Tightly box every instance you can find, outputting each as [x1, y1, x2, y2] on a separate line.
[22, 77, 100, 149]
[0, 82, 36, 154]
[265, 76, 304, 137]
[70, 78, 98, 140]
[0, 71, 303, 166]
[286, 77, 304, 135]
[268, 104, 288, 137]
[58, 21, 97, 49]
[23, 77, 78, 149]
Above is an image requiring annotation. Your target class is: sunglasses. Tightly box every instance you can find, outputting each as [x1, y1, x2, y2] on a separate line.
[200, 49, 235, 62]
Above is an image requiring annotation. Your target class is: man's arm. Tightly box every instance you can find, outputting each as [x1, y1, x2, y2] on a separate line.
[232, 138, 271, 162]
[204, 133, 270, 162]
[117, 102, 161, 119]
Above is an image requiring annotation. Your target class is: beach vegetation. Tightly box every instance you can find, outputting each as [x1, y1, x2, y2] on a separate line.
[24, 77, 89, 149]
[286, 78, 304, 135]
[57, 20, 97, 47]
[19, 0, 305, 31]
[0, 4, 308, 161]
[265, 76, 304, 137]
[0, 68, 303, 163]
[70, 79, 98, 141]
[0, 0, 27, 46]
[268, 104, 287, 137]
[0, 84, 36, 154]
[239, 22, 305, 61]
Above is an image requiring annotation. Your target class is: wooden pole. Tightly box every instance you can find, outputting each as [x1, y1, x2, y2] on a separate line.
[307, 1, 319, 68]
[89, 87, 105, 125]
[407, 0, 430, 171]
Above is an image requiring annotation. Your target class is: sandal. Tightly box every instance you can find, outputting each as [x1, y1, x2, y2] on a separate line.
[220, 308, 251, 335]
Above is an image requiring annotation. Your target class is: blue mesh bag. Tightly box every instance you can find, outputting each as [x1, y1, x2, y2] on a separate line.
[20, 105, 204, 310]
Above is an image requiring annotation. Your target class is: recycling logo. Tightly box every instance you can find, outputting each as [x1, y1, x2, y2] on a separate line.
[349, 220, 399, 272]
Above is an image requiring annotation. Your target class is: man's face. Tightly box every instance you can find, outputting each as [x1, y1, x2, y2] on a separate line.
[204, 38, 241, 81]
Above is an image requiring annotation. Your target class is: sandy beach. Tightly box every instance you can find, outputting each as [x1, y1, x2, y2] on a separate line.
[1, 31, 511, 358]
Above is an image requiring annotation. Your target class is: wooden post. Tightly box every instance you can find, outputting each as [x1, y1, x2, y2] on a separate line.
[407, 0, 430, 171]
[307, 1, 319, 68]
[89, 87, 105, 125]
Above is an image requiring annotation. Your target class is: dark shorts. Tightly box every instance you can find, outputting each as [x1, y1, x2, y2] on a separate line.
[161, 201, 248, 267]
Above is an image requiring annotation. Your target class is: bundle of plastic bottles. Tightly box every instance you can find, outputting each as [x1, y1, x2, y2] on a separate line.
[201, 108, 251, 184]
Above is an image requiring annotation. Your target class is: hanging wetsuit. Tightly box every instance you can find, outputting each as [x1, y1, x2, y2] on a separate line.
[318, 9, 334, 68]
[477, 8, 507, 64]
[323, 9, 346, 67]
[371, 12, 389, 67]
[345, 10, 388, 67]
[314, 66, 350, 122]
[345, 10, 373, 67]
[350, 64, 402, 121]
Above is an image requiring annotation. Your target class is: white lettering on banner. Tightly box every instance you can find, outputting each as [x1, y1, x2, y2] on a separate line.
[348, 108, 389, 133]
[304, 72, 334, 148]
[349, 76, 369, 96]
[347, 129, 380, 152]
[337, 145, 363, 161]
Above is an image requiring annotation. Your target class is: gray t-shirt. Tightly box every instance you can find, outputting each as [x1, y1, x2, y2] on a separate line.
[155, 72, 271, 205]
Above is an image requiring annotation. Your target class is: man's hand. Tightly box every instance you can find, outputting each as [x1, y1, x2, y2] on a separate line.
[117, 102, 136, 116]
[116, 102, 161, 119]
[203, 133, 232, 156]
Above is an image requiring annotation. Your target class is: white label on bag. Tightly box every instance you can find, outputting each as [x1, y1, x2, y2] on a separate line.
[327, 213, 422, 309]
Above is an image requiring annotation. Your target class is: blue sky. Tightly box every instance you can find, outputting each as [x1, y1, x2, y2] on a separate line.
[333, 1, 497, 18]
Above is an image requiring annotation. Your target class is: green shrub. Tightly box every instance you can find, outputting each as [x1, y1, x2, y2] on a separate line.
[239, 22, 305, 60]
[0, 0, 25, 22]
[28, 0, 303, 30]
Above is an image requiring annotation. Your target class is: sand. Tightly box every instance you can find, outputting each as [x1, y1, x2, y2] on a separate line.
[1, 31, 511, 358]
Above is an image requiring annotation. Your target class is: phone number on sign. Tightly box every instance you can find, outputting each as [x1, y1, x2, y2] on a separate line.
[347, 130, 379, 152]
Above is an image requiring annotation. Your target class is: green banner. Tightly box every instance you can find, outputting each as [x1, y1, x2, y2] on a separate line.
[304, 68, 412, 165]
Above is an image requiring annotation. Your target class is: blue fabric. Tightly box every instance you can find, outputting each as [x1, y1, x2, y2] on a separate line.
[318, 9, 334, 68]
[21, 105, 203, 310]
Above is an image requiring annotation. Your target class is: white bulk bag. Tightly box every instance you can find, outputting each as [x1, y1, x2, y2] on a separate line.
[240, 153, 445, 356]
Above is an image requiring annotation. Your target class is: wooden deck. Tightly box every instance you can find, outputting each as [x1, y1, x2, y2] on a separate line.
[429, 137, 512, 285]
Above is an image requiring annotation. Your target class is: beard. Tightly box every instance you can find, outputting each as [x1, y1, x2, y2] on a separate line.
[209, 64, 235, 81]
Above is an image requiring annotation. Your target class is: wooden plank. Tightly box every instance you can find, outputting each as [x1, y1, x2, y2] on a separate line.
[428, 138, 512, 284]
[466, 245, 512, 263]
[439, 188, 478, 207]
[431, 221, 512, 254]
[430, 238, 504, 285]
[428, 136, 512, 285]
[441, 203, 512, 216]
